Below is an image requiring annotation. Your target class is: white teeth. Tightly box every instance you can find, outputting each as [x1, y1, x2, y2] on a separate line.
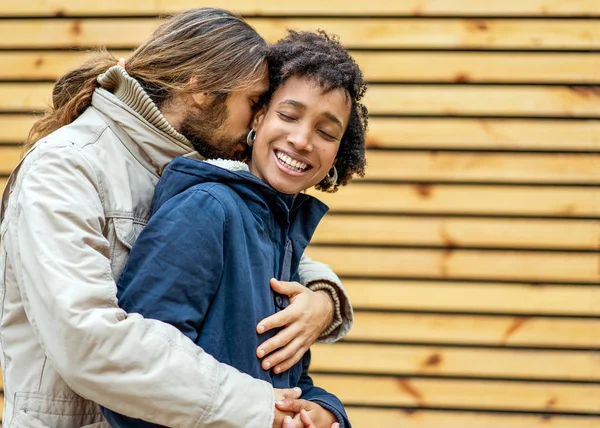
[276, 151, 308, 172]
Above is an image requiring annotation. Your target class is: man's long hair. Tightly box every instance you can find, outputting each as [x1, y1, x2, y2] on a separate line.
[25, 8, 267, 150]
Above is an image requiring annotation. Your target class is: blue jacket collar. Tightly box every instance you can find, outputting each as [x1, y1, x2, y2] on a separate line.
[154, 157, 329, 228]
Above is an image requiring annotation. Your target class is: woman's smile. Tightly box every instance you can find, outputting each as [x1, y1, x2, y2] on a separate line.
[273, 148, 313, 176]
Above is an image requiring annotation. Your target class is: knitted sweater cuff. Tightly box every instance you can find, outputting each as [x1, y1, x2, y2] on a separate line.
[307, 281, 343, 339]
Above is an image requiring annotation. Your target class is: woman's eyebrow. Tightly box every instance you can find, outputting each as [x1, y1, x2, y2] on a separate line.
[278, 99, 305, 109]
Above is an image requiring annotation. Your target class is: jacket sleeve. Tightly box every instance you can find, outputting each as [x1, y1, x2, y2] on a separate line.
[4, 145, 275, 428]
[299, 253, 354, 344]
[101, 187, 230, 427]
[298, 350, 351, 428]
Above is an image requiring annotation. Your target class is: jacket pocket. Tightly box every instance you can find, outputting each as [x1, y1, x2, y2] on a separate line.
[11, 392, 106, 428]
[108, 217, 145, 280]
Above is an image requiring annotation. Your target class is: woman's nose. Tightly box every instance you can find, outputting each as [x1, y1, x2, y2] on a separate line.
[287, 128, 313, 152]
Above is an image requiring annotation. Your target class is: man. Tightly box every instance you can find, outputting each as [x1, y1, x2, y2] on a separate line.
[0, 8, 352, 427]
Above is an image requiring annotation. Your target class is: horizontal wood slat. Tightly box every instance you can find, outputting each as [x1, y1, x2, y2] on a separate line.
[2, 19, 600, 49]
[315, 215, 600, 249]
[3, 115, 599, 152]
[310, 342, 600, 381]
[0, 84, 52, 111]
[5, 83, 600, 117]
[365, 85, 600, 117]
[312, 374, 600, 413]
[357, 52, 600, 83]
[0, 115, 35, 144]
[306, 246, 600, 283]
[343, 279, 600, 316]
[0, 147, 22, 176]
[364, 151, 600, 183]
[367, 118, 600, 151]
[308, 183, 600, 217]
[348, 312, 600, 348]
[1, 51, 599, 83]
[2, 0, 599, 17]
[345, 408, 600, 428]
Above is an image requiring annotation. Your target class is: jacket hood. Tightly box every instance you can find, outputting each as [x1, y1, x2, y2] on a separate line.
[152, 157, 329, 226]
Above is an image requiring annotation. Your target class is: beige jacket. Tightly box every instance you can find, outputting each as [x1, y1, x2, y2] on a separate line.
[0, 67, 353, 428]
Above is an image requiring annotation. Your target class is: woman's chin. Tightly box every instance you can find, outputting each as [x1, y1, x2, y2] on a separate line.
[264, 176, 306, 195]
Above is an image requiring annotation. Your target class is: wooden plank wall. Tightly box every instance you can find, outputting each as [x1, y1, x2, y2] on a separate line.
[1, 1, 599, 426]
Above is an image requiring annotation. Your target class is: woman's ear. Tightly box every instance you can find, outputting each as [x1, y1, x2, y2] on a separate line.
[252, 107, 267, 130]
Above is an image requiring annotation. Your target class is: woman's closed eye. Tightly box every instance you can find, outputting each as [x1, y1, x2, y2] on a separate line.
[277, 111, 297, 122]
[318, 129, 339, 141]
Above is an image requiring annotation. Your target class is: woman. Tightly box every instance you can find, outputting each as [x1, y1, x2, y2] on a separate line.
[101, 30, 368, 428]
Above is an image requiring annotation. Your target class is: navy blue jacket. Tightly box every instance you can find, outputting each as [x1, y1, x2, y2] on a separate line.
[101, 157, 350, 428]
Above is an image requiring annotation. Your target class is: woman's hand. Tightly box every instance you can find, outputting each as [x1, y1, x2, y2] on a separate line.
[278, 399, 339, 428]
[257, 279, 334, 373]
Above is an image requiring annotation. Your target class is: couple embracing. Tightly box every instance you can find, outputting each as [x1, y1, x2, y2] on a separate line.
[0, 8, 367, 428]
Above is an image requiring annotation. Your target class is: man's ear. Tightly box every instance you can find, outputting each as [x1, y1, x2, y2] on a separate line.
[191, 92, 211, 106]
[189, 76, 211, 106]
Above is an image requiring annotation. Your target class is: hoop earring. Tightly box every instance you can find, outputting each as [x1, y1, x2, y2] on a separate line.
[326, 165, 338, 187]
[246, 128, 256, 147]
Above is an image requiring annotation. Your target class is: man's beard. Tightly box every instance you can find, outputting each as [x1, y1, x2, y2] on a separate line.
[178, 96, 245, 160]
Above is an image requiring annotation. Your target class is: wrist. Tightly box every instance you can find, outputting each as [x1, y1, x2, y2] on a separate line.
[315, 289, 334, 327]
[307, 281, 343, 338]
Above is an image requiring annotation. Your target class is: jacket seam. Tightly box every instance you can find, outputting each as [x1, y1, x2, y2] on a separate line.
[37, 356, 48, 392]
[4, 143, 58, 224]
[104, 212, 148, 225]
[203, 187, 229, 291]
[196, 359, 220, 428]
[75, 126, 113, 207]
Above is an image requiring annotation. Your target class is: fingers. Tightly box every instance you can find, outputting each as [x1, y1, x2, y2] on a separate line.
[262, 337, 305, 373]
[276, 398, 311, 414]
[283, 414, 303, 428]
[258, 307, 295, 334]
[117, 57, 126, 68]
[274, 387, 302, 401]
[283, 415, 294, 428]
[299, 410, 316, 428]
[331, 423, 340, 428]
[270, 278, 306, 297]
[256, 326, 300, 362]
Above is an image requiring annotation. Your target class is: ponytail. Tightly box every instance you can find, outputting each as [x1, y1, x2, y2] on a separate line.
[24, 49, 116, 150]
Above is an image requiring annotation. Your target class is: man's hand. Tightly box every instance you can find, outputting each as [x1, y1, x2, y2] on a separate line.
[272, 387, 302, 428]
[257, 279, 334, 373]
[276, 399, 338, 428]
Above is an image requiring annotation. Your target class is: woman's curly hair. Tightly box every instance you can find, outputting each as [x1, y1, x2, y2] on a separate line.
[265, 30, 368, 192]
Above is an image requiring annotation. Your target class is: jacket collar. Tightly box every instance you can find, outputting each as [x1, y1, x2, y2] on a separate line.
[157, 157, 329, 231]
[91, 66, 201, 177]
